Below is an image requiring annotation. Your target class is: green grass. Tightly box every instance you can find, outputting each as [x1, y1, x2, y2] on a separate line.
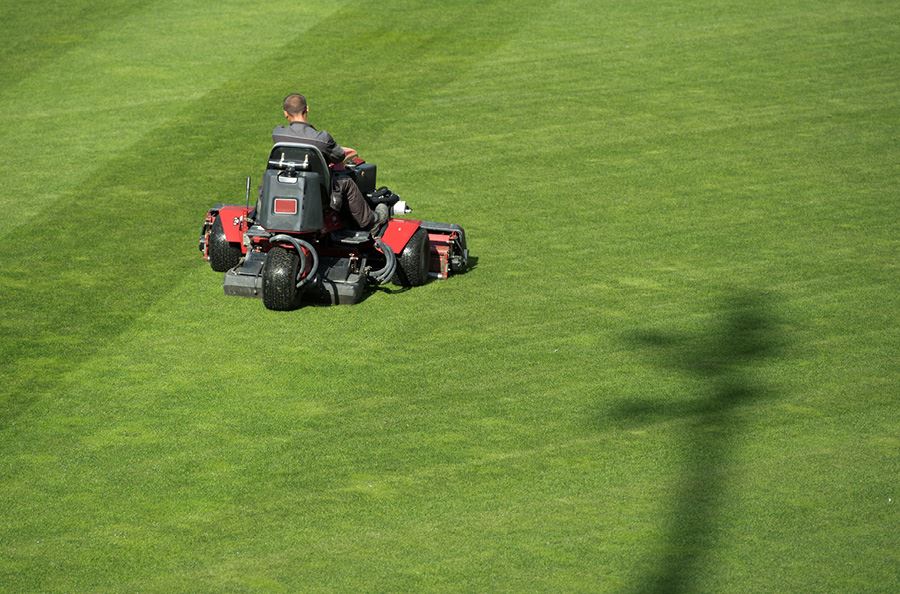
[1, 0, 897, 591]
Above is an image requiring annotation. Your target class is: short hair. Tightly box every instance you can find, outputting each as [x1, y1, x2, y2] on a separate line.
[283, 93, 308, 115]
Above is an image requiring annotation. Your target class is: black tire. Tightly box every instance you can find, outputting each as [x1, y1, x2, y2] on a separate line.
[208, 215, 242, 272]
[262, 247, 301, 311]
[393, 227, 430, 287]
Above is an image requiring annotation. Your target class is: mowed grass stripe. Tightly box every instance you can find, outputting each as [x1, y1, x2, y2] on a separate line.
[0, 0, 351, 224]
[0, 2, 357, 417]
[0, 0, 142, 89]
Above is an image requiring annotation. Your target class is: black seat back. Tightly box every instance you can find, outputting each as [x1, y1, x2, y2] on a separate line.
[256, 143, 329, 232]
[267, 143, 330, 193]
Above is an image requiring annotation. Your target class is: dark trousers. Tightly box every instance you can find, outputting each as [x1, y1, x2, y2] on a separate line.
[333, 176, 373, 228]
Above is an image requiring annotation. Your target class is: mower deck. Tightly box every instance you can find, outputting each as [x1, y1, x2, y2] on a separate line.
[223, 252, 368, 305]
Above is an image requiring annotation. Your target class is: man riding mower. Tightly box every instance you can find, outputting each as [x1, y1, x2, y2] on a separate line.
[198, 142, 469, 311]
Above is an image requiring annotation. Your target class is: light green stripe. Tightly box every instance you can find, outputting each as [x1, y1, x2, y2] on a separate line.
[0, 0, 349, 224]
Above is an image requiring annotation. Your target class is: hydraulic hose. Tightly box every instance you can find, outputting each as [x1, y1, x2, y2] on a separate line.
[269, 234, 319, 288]
[368, 238, 396, 285]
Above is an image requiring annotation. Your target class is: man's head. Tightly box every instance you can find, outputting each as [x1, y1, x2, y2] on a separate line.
[283, 93, 308, 121]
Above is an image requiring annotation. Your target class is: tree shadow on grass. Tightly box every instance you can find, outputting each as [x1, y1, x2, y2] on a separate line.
[609, 290, 785, 593]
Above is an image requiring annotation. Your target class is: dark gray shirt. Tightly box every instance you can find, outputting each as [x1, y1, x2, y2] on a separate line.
[271, 121, 346, 164]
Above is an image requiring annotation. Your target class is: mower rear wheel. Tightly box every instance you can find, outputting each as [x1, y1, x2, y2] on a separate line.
[208, 215, 242, 272]
[262, 247, 301, 311]
[393, 227, 430, 287]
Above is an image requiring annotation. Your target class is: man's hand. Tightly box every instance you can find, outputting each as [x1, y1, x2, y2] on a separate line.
[342, 147, 358, 162]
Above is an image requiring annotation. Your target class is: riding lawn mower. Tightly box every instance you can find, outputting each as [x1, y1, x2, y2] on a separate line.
[198, 143, 469, 310]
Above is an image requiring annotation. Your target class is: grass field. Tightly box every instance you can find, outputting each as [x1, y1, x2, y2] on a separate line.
[1, 0, 898, 591]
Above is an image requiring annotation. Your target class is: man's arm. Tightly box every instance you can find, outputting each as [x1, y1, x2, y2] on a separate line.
[321, 131, 350, 164]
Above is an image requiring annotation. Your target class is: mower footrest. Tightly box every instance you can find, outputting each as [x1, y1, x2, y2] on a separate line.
[223, 252, 265, 298]
[303, 255, 367, 305]
[330, 229, 372, 245]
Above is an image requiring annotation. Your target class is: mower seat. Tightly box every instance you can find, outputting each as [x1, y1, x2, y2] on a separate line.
[267, 142, 331, 199]
[256, 143, 332, 233]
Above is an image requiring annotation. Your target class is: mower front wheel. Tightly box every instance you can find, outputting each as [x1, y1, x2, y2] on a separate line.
[393, 227, 430, 287]
[262, 247, 301, 311]
[208, 215, 242, 272]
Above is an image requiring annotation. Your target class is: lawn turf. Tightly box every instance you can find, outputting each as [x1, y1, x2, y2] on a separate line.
[0, 0, 898, 591]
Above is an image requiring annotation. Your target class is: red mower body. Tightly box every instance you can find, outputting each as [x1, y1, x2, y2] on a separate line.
[381, 218, 421, 254]
[217, 206, 252, 244]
